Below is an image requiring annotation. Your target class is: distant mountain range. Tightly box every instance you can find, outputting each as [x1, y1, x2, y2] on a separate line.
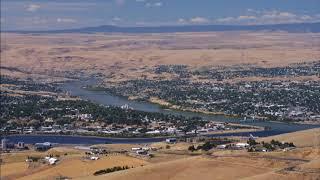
[4, 22, 320, 34]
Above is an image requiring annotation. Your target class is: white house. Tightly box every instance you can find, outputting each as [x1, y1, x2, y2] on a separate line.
[136, 150, 148, 155]
[90, 156, 99, 160]
[131, 147, 142, 151]
[48, 157, 58, 165]
[146, 130, 161, 134]
[236, 143, 249, 148]
[165, 138, 177, 144]
[217, 144, 227, 149]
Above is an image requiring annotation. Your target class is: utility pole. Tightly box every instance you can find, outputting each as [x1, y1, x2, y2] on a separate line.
[0, 132, 3, 179]
[0, 130, 8, 179]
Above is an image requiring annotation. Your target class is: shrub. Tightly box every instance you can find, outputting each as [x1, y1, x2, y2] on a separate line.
[188, 145, 196, 152]
[247, 139, 258, 146]
[93, 166, 130, 176]
[27, 156, 41, 162]
[196, 142, 215, 151]
[263, 143, 274, 151]
[201, 142, 215, 151]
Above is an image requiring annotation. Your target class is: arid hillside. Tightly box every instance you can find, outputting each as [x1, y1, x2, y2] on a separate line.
[1, 32, 320, 81]
[1, 129, 319, 180]
[259, 128, 320, 147]
[79, 128, 320, 180]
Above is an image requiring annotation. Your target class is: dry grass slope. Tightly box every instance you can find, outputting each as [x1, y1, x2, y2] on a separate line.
[77, 128, 320, 180]
[1, 32, 320, 82]
[259, 128, 320, 147]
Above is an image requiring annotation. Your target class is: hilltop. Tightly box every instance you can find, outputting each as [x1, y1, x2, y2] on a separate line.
[4, 22, 320, 34]
[78, 128, 320, 180]
[259, 128, 320, 147]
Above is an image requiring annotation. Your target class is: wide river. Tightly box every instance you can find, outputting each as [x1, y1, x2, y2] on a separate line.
[6, 80, 320, 145]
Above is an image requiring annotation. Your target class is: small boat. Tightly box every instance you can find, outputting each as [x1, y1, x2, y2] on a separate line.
[240, 117, 247, 122]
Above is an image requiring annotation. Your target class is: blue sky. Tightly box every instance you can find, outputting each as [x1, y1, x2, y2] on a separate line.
[1, 0, 320, 30]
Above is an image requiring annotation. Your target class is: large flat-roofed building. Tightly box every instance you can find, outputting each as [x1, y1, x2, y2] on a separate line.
[35, 142, 52, 151]
[1, 138, 8, 150]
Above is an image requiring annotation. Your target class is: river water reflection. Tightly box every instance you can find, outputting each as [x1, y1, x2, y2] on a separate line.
[6, 80, 319, 145]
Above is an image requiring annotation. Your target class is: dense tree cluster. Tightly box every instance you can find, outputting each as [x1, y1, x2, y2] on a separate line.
[102, 78, 320, 122]
[188, 138, 234, 151]
[247, 139, 295, 152]
[93, 166, 130, 176]
[1, 76, 61, 93]
[1, 77, 204, 130]
[154, 61, 320, 80]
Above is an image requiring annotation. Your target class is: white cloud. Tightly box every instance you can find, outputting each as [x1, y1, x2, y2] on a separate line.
[215, 10, 320, 25]
[57, 18, 77, 23]
[26, 4, 41, 12]
[262, 11, 295, 19]
[190, 17, 209, 24]
[24, 17, 48, 25]
[145, 2, 163, 7]
[238, 15, 256, 20]
[279, 12, 296, 18]
[154, 2, 163, 6]
[261, 11, 302, 23]
[216, 17, 235, 23]
[300, 15, 312, 21]
[112, 17, 122, 21]
[178, 18, 186, 23]
[247, 9, 260, 14]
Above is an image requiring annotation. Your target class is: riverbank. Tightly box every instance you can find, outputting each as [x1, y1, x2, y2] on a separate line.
[2, 128, 319, 180]
[4, 126, 263, 142]
[59, 80, 320, 138]
[83, 86, 320, 126]
[148, 96, 320, 125]
[2, 126, 270, 145]
[149, 97, 226, 116]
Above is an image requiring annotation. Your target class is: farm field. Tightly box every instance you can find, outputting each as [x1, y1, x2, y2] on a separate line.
[1, 32, 320, 82]
[1, 128, 319, 180]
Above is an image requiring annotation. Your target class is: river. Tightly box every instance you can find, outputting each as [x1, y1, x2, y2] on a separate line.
[5, 80, 320, 145]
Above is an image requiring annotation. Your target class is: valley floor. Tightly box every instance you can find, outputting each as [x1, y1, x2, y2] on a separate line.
[1, 128, 319, 180]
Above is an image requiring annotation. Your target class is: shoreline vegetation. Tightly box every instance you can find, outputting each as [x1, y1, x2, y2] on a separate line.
[148, 97, 320, 125]
[2, 76, 319, 145]
[0, 76, 267, 143]
[149, 97, 234, 116]
[85, 85, 319, 125]
[86, 85, 251, 117]
[5, 127, 264, 140]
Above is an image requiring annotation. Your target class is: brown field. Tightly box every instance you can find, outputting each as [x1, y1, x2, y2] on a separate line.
[1, 31, 320, 179]
[17, 155, 147, 180]
[259, 128, 320, 147]
[0, 147, 147, 180]
[77, 156, 287, 180]
[1, 32, 320, 82]
[78, 128, 320, 180]
[1, 162, 28, 177]
[1, 128, 319, 180]
[78, 149, 319, 180]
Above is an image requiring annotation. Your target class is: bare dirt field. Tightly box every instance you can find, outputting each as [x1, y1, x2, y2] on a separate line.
[78, 156, 285, 180]
[259, 128, 320, 147]
[0, 147, 147, 180]
[1, 32, 320, 82]
[17, 155, 147, 180]
[1, 128, 319, 180]
[77, 128, 320, 180]
[1, 31, 320, 180]
[78, 149, 319, 180]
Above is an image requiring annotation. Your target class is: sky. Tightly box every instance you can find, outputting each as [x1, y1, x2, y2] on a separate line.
[1, 0, 320, 30]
